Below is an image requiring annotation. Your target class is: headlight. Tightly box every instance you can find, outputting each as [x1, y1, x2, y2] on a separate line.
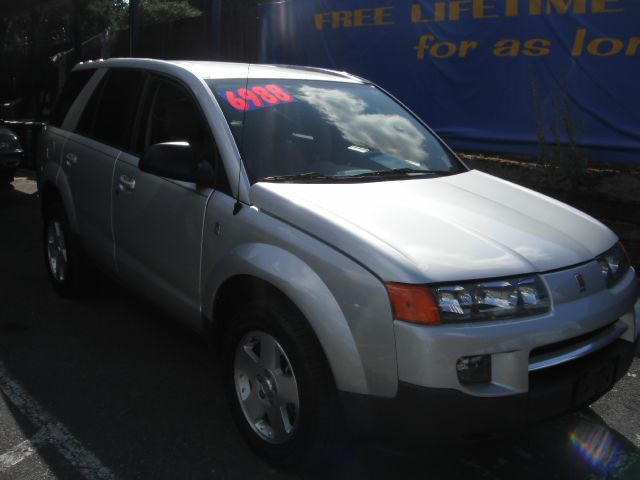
[386, 275, 550, 326]
[432, 275, 550, 324]
[596, 242, 630, 288]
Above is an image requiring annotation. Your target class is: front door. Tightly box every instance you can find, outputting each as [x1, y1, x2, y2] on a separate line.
[112, 76, 221, 327]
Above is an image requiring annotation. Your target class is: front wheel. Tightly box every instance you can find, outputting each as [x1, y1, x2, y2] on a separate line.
[222, 297, 337, 466]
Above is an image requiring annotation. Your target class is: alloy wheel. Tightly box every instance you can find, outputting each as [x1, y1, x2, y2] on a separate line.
[234, 330, 300, 444]
[46, 220, 68, 283]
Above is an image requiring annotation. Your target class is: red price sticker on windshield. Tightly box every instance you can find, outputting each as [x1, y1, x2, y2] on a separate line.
[222, 84, 295, 111]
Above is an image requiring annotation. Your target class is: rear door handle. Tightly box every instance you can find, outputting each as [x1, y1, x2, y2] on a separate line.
[118, 175, 136, 191]
[64, 152, 77, 166]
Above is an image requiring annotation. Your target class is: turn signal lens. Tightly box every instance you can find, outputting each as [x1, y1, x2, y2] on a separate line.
[386, 283, 441, 325]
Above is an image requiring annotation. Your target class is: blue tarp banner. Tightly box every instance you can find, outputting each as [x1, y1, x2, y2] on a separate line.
[259, 0, 640, 164]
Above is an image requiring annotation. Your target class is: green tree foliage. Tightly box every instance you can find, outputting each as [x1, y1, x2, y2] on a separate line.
[83, 0, 129, 37]
[138, 0, 202, 26]
[1, 0, 203, 51]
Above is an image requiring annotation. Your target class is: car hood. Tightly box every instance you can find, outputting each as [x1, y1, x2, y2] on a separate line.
[250, 170, 616, 283]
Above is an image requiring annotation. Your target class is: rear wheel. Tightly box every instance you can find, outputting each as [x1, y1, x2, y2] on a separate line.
[43, 202, 87, 297]
[222, 297, 337, 466]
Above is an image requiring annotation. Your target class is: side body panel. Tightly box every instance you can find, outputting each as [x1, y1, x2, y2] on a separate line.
[38, 125, 66, 209]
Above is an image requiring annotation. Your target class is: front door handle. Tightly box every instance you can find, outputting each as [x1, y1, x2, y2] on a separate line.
[118, 175, 136, 191]
[65, 152, 77, 166]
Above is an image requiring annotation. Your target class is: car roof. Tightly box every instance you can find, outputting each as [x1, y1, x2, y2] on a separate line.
[73, 58, 363, 83]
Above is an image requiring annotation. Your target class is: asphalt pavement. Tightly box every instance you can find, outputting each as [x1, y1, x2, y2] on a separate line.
[1, 171, 639, 479]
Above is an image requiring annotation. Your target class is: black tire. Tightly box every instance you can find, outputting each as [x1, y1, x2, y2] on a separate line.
[222, 296, 338, 467]
[43, 201, 87, 297]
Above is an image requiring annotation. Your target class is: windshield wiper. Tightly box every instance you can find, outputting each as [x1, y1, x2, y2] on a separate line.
[259, 172, 337, 183]
[259, 168, 454, 183]
[347, 168, 452, 179]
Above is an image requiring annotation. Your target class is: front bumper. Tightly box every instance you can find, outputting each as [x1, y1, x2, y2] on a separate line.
[394, 263, 637, 397]
[340, 337, 637, 446]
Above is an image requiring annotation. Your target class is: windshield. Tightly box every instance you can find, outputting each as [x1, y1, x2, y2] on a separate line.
[207, 78, 465, 183]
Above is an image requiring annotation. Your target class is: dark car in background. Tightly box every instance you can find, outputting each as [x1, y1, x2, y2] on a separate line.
[0, 126, 23, 183]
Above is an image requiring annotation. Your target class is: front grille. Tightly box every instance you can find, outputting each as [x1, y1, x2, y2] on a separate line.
[529, 322, 616, 360]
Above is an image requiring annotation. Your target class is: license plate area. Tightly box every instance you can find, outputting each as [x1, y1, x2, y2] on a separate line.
[572, 360, 616, 406]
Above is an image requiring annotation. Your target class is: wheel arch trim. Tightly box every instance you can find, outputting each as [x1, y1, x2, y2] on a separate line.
[47, 168, 80, 234]
[203, 243, 371, 395]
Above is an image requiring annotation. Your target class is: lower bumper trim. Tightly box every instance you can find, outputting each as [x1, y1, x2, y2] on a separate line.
[340, 339, 636, 447]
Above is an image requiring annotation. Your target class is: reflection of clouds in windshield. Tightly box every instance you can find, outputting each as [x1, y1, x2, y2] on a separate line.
[298, 86, 429, 163]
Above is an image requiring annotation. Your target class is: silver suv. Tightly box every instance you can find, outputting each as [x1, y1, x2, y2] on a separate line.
[38, 59, 639, 465]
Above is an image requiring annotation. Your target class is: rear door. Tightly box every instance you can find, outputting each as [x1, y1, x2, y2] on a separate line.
[44, 69, 96, 172]
[112, 75, 228, 327]
[61, 69, 146, 275]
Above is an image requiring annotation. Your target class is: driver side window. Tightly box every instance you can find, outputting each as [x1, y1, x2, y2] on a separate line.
[138, 77, 230, 194]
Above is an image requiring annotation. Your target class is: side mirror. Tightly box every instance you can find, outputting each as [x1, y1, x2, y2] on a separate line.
[139, 142, 214, 186]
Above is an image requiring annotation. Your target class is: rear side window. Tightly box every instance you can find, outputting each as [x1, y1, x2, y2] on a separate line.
[49, 69, 95, 127]
[76, 69, 146, 151]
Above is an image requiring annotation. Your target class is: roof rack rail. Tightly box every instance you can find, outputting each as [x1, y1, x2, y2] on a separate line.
[271, 64, 364, 82]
